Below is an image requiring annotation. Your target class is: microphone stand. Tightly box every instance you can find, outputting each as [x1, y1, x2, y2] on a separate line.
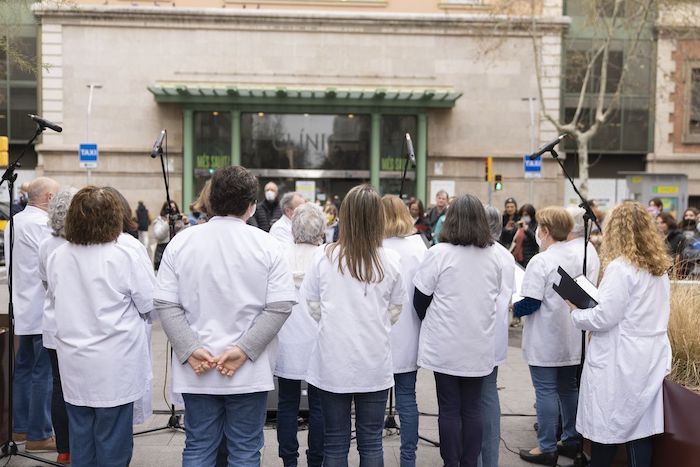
[134, 130, 184, 436]
[0, 124, 63, 466]
[542, 147, 601, 467]
[387, 133, 440, 448]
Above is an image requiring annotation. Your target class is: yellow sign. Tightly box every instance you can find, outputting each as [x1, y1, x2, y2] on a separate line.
[0, 136, 7, 167]
[652, 186, 679, 194]
[631, 176, 643, 184]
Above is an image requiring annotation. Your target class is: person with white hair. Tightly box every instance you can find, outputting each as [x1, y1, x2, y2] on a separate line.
[565, 206, 600, 285]
[7, 176, 59, 452]
[275, 203, 326, 467]
[479, 205, 515, 467]
[270, 191, 306, 244]
[38, 187, 77, 465]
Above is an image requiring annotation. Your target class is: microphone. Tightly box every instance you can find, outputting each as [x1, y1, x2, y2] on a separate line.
[27, 114, 62, 133]
[150, 130, 166, 158]
[405, 133, 416, 165]
[529, 134, 566, 160]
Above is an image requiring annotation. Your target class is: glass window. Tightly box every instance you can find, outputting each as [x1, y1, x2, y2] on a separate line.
[193, 111, 231, 197]
[8, 36, 36, 82]
[9, 86, 36, 140]
[241, 113, 370, 171]
[0, 88, 7, 136]
[689, 68, 700, 136]
[380, 115, 416, 172]
[621, 98, 650, 152]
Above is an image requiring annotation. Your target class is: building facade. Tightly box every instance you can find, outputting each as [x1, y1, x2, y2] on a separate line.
[33, 0, 567, 212]
[654, 3, 700, 208]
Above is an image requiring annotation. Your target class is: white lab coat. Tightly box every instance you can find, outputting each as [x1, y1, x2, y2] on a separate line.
[117, 233, 155, 424]
[413, 242, 502, 377]
[493, 242, 516, 366]
[571, 258, 671, 443]
[274, 243, 320, 380]
[155, 217, 296, 395]
[520, 241, 584, 367]
[48, 241, 155, 407]
[6, 205, 52, 335]
[38, 235, 66, 350]
[302, 246, 405, 393]
[270, 215, 293, 245]
[384, 235, 427, 374]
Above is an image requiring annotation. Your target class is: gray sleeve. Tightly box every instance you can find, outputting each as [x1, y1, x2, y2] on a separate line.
[155, 299, 201, 364]
[237, 301, 293, 362]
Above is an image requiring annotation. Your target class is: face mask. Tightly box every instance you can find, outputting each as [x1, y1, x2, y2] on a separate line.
[326, 214, 335, 225]
[535, 226, 543, 248]
[265, 190, 276, 202]
[522, 215, 531, 224]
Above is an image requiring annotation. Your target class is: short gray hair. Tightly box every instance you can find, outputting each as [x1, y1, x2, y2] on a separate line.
[48, 187, 78, 237]
[567, 206, 586, 238]
[291, 203, 325, 245]
[484, 205, 502, 241]
[281, 191, 304, 211]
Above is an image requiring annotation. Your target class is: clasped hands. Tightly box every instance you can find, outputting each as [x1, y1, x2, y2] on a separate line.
[187, 346, 248, 377]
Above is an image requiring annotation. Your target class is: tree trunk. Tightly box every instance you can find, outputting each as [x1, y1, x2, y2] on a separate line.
[577, 137, 590, 199]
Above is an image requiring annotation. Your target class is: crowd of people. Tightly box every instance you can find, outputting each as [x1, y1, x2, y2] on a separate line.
[6, 169, 679, 467]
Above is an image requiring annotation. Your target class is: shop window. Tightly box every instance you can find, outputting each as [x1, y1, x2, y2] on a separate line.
[685, 66, 700, 144]
[193, 111, 231, 197]
[241, 113, 370, 171]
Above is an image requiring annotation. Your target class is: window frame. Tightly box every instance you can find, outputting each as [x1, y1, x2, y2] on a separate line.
[683, 60, 700, 144]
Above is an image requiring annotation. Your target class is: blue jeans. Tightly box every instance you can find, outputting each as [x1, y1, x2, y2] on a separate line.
[433, 372, 484, 467]
[529, 365, 579, 453]
[394, 372, 418, 467]
[65, 402, 133, 467]
[182, 392, 267, 467]
[477, 367, 500, 467]
[318, 388, 389, 467]
[13, 335, 52, 440]
[277, 377, 324, 467]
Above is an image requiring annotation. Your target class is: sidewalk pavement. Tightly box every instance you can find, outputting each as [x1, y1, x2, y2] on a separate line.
[4, 320, 542, 467]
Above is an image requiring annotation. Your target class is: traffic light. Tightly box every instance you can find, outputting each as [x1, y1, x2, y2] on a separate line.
[484, 156, 493, 182]
[494, 174, 503, 191]
[0, 136, 8, 167]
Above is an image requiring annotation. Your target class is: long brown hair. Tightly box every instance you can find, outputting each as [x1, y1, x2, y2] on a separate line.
[601, 201, 672, 276]
[326, 184, 385, 283]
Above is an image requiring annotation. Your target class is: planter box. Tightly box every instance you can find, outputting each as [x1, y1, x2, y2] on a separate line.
[583, 379, 700, 466]
[652, 379, 700, 467]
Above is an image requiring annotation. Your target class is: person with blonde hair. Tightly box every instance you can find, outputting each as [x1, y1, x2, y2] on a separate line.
[302, 184, 404, 467]
[568, 201, 672, 467]
[381, 195, 427, 467]
[513, 206, 582, 466]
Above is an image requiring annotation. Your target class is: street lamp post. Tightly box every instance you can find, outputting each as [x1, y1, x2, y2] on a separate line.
[86, 83, 102, 185]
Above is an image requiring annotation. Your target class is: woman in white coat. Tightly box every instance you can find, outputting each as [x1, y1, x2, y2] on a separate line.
[48, 187, 155, 467]
[412, 194, 502, 467]
[381, 195, 427, 467]
[568, 201, 672, 467]
[275, 203, 325, 467]
[301, 184, 405, 467]
[38, 188, 76, 465]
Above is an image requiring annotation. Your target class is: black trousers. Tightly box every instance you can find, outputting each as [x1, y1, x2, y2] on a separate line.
[47, 348, 70, 454]
[590, 436, 653, 467]
[433, 372, 484, 467]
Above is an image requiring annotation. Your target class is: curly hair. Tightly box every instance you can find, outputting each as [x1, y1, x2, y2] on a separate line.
[600, 201, 672, 276]
[65, 186, 123, 245]
[47, 187, 77, 237]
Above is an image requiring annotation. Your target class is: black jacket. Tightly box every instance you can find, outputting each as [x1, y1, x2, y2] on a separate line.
[249, 199, 282, 232]
[136, 203, 150, 231]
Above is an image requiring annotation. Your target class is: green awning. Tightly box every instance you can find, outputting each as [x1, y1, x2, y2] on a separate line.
[148, 84, 461, 109]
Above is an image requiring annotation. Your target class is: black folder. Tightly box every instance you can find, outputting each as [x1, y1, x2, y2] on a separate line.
[552, 266, 598, 309]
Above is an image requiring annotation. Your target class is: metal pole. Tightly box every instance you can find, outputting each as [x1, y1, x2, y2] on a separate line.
[526, 97, 536, 203]
[86, 83, 102, 185]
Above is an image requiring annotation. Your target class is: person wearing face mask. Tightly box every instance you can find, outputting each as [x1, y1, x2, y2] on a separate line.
[323, 204, 339, 244]
[248, 181, 283, 232]
[512, 207, 582, 467]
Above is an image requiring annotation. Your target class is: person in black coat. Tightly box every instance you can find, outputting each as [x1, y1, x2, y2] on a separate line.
[499, 197, 520, 248]
[511, 204, 539, 268]
[248, 181, 282, 232]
